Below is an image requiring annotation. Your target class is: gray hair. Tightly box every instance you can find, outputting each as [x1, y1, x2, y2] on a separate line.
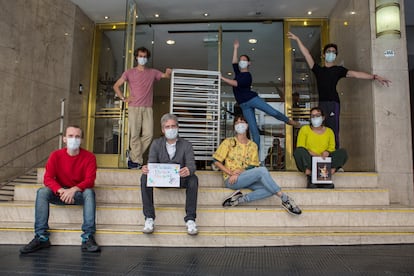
[160, 113, 178, 128]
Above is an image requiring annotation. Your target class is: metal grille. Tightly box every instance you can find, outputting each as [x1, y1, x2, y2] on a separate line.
[170, 69, 221, 161]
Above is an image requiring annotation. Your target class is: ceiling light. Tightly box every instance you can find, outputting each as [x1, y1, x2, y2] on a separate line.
[307, 11, 312, 15]
[251, 47, 255, 51]
[227, 72, 232, 76]
[104, 16, 109, 20]
[166, 39, 175, 45]
[344, 21, 349, 26]
[350, 11, 356, 15]
[154, 13, 160, 18]
[248, 39, 257, 44]
[204, 13, 209, 17]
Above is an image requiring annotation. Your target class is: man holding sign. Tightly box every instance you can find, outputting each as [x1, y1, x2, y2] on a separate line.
[140, 113, 199, 235]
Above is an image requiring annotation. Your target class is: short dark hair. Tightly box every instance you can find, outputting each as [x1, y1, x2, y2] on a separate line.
[65, 125, 83, 138]
[239, 54, 250, 61]
[323, 43, 338, 55]
[310, 107, 325, 117]
[134, 47, 151, 59]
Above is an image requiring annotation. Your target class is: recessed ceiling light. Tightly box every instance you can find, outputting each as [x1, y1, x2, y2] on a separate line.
[251, 47, 255, 51]
[307, 11, 312, 15]
[154, 13, 160, 18]
[204, 13, 209, 17]
[248, 38, 257, 44]
[344, 21, 349, 26]
[350, 11, 356, 15]
[104, 16, 109, 20]
[166, 39, 175, 45]
[227, 72, 232, 76]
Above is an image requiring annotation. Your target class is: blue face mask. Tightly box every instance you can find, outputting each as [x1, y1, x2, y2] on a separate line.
[325, 52, 336, 63]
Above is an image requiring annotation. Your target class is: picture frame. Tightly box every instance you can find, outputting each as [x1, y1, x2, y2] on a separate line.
[312, 157, 333, 184]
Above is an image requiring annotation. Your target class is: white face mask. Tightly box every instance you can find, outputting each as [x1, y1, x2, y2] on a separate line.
[165, 128, 178, 140]
[137, 57, 148, 65]
[235, 123, 248, 134]
[66, 137, 81, 150]
[238, 60, 249, 69]
[311, 116, 323, 127]
[325, 52, 336, 63]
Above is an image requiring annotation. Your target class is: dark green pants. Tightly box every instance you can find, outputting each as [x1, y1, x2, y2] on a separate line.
[293, 147, 348, 172]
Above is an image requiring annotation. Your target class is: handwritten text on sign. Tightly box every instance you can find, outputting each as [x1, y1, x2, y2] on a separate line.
[147, 163, 180, 187]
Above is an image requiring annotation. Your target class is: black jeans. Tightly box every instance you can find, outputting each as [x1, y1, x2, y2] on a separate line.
[140, 174, 198, 222]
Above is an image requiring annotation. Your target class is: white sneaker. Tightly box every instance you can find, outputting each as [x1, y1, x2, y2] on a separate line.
[186, 220, 198, 235]
[143, 218, 154, 234]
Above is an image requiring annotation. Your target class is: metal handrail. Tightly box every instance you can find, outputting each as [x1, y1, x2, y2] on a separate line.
[0, 117, 61, 151]
[0, 99, 65, 186]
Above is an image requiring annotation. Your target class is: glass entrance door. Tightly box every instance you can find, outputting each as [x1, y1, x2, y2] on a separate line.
[284, 19, 328, 170]
[85, 0, 137, 168]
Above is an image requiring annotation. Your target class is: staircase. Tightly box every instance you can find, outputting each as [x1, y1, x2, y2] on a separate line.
[0, 170, 37, 201]
[1, 168, 414, 247]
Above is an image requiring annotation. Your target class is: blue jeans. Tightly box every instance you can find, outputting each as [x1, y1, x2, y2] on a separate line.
[240, 96, 289, 149]
[34, 187, 96, 240]
[224, 167, 282, 202]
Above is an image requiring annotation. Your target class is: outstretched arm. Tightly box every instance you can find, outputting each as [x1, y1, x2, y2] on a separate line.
[287, 32, 315, 69]
[221, 74, 238, 87]
[232, 40, 239, 64]
[347, 70, 391, 87]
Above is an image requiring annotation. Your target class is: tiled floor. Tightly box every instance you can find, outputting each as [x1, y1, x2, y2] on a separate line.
[1, 244, 414, 275]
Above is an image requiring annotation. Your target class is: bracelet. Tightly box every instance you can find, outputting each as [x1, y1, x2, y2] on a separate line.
[373, 74, 377, 80]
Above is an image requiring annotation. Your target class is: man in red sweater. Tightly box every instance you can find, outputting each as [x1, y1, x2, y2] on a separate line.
[20, 125, 100, 254]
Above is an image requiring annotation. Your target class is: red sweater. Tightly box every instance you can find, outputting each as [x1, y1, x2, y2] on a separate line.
[44, 148, 97, 194]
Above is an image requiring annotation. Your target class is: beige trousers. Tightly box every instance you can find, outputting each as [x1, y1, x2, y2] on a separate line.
[128, 106, 153, 164]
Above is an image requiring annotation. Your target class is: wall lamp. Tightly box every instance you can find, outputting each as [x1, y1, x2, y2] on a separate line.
[375, 0, 401, 38]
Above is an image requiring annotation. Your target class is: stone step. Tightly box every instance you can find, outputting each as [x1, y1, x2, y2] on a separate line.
[1, 202, 412, 227]
[14, 184, 389, 206]
[37, 169, 379, 189]
[2, 222, 414, 247]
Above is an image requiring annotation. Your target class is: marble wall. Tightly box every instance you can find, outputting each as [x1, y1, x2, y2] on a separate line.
[0, 0, 94, 180]
[330, 0, 413, 205]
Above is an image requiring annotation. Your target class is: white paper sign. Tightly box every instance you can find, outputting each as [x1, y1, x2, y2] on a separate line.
[312, 157, 333, 184]
[147, 163, 180, 187]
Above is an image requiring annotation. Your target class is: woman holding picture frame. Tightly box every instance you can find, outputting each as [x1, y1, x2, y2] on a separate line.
[293, 107, 348, 189]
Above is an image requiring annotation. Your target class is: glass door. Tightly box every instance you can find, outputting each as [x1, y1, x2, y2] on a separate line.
[283, 19, 328, 170]
[85, 0, 137, 167]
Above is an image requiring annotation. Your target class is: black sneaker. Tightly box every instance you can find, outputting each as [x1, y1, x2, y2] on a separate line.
[20, 237, 51, 254]
[282, 197, 302, 215]
[222, 190, 243, 207]
[307, 175, 317, 189]
[128, 160, 142, 169]
[81, 236, 101, 252]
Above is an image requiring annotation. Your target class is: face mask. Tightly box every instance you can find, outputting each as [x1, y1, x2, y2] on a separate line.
[235, 123, 248, 134]
[66, 137, 81, 150]
[325, 52, 336, 63]
[311, 116, 323, 127]
[238, 60, 248, 69]
[165, 128, 178, 140]
[137, 57, 148, 65]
